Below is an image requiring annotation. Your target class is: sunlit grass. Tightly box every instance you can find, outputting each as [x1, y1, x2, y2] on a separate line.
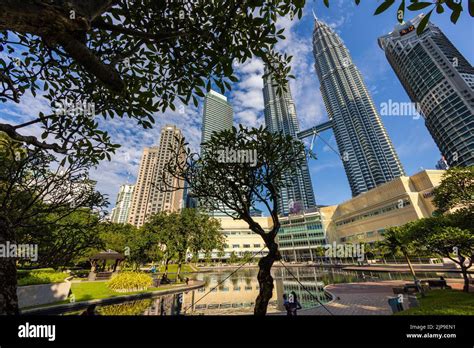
[396, 289, 474, 315]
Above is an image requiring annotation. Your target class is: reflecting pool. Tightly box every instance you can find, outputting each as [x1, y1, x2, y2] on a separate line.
[75, 266, 451, 315]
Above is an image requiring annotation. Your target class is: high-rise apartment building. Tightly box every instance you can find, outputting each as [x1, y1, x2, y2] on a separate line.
[263, 66, 317, 216]
[110, 184, 134, 224]
[127, 125, 184, 227]
[378, 14, 474, 167]
[312, 15, 405, 197]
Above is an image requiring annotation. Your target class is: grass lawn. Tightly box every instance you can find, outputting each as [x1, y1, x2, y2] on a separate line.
[396, 289, 474, 315]
[70, 281, 175, 302]
[158, 264, 195, 274]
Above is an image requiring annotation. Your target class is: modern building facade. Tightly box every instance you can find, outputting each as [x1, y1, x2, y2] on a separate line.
[378, 15, 474, 167]
[127, 125, 184, 227]
[201, 89, 234, 144]
[196, 216, 272, 260]
[276, 208, 326, 262]
[110, 184, 134, 224]
[200, 90, 236, 216]
[320, 170, 445, 245]
[263, 66, 317, 216]
[312, 15, 405, 197]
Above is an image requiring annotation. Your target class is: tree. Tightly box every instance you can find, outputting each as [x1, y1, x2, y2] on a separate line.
[173, 209, 224, 280]
[99, 222, 162, 270]
[432, 167, 474, 214]
[228, 251, 239, 264]
[322, 0, 471, 35]
[0, 0, 304, 161]
[142, 212, 178, 280]
[162, 125, 307, 315]
[407, 211, 474, 292]
[143, 209, 224, 281]
[241, 251, 254, 265]
[0, 133, 106, 314]
[379, 225, 424, 294]
[17, 208, 103, 269]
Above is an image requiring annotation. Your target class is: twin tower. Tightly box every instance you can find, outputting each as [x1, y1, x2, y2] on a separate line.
[264, 15, 404, 215]
[264, 13, 473, 216]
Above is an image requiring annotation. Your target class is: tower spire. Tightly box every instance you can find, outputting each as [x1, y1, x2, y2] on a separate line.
[312, 8, 318, 21]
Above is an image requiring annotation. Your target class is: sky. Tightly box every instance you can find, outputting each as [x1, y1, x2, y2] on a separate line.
[1, 0, 473, 212]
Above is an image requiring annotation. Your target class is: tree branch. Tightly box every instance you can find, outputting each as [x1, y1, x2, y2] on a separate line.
[0, 123, 66, 153]
[54, 32, 124, 92]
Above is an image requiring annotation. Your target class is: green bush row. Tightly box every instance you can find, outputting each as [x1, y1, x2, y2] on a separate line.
[107, 272, 153, 292]
[17, 270, 68, 286]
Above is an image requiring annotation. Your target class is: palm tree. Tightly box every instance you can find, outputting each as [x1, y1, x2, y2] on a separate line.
[380, 225, 425, 296]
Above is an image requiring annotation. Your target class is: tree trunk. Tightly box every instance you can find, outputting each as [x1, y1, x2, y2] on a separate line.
[461, 265, 470, 292]
[176, 260, 182, 282]
[162, 257, 170, 279]
[403, 251, 424, 297]
[254, 240, 281, 316]
[0, 220, 20, 315]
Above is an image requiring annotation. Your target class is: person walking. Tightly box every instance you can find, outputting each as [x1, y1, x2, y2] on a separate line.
[282, 294, 291, 316]
[288, 291, 302, 316]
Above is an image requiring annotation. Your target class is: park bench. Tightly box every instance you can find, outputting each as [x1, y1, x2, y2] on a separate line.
[392, 283, 429, 295]
[424, 279, 451, 289]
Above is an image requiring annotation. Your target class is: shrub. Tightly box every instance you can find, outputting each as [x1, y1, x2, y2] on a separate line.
[97, 299, 153, 315]
[107, 272, 153, 293]
[17, 269, 68, 286]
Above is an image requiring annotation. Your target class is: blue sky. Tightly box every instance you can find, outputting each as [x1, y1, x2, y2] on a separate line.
[0, 1, 472, 211]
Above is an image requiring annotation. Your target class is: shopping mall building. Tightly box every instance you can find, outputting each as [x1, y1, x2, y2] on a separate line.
[203, 170, 445, 262]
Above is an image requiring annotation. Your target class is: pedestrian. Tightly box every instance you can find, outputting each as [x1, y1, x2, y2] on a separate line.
[282, 294, 291, 316]
[288, 291, 302, 316]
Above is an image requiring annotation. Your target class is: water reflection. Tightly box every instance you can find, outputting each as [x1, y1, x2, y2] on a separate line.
[82, 267, 455, 316]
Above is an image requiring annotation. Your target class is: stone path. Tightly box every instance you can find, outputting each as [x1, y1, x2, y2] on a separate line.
[298, 280, 406, 316]
[294, 278, 471, 315]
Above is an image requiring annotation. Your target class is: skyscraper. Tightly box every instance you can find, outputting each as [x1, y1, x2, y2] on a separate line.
[263, 65, 317, 216]
[312, 14, 405, 197]
[201, 89, 235, 216]
[110, 184, 134, 224]
[202, 89, 233, 144]
[378, 14, 474, 167]
[127, 125, 184, 227]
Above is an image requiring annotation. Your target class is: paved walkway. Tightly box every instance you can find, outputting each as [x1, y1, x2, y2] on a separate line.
[295, 278, 472, 315]
[298, 280, 406, 315]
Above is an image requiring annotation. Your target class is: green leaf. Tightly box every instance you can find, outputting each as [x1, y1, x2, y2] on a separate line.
[417, 10, 433, 35]
[450, 8, 462, 23]
[397, 0, 405, 23]
[407, 1, 433, 11]
[374, 0, 395, 15]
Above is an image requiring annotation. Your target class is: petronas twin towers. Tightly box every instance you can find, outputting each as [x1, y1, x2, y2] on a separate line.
[312, 15, 405, 196]
[263, 14, 405, 213]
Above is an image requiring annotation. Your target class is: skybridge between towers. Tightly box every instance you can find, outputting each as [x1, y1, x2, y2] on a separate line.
[296, 119, 335, 160]
[297, 120, 333, 140]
